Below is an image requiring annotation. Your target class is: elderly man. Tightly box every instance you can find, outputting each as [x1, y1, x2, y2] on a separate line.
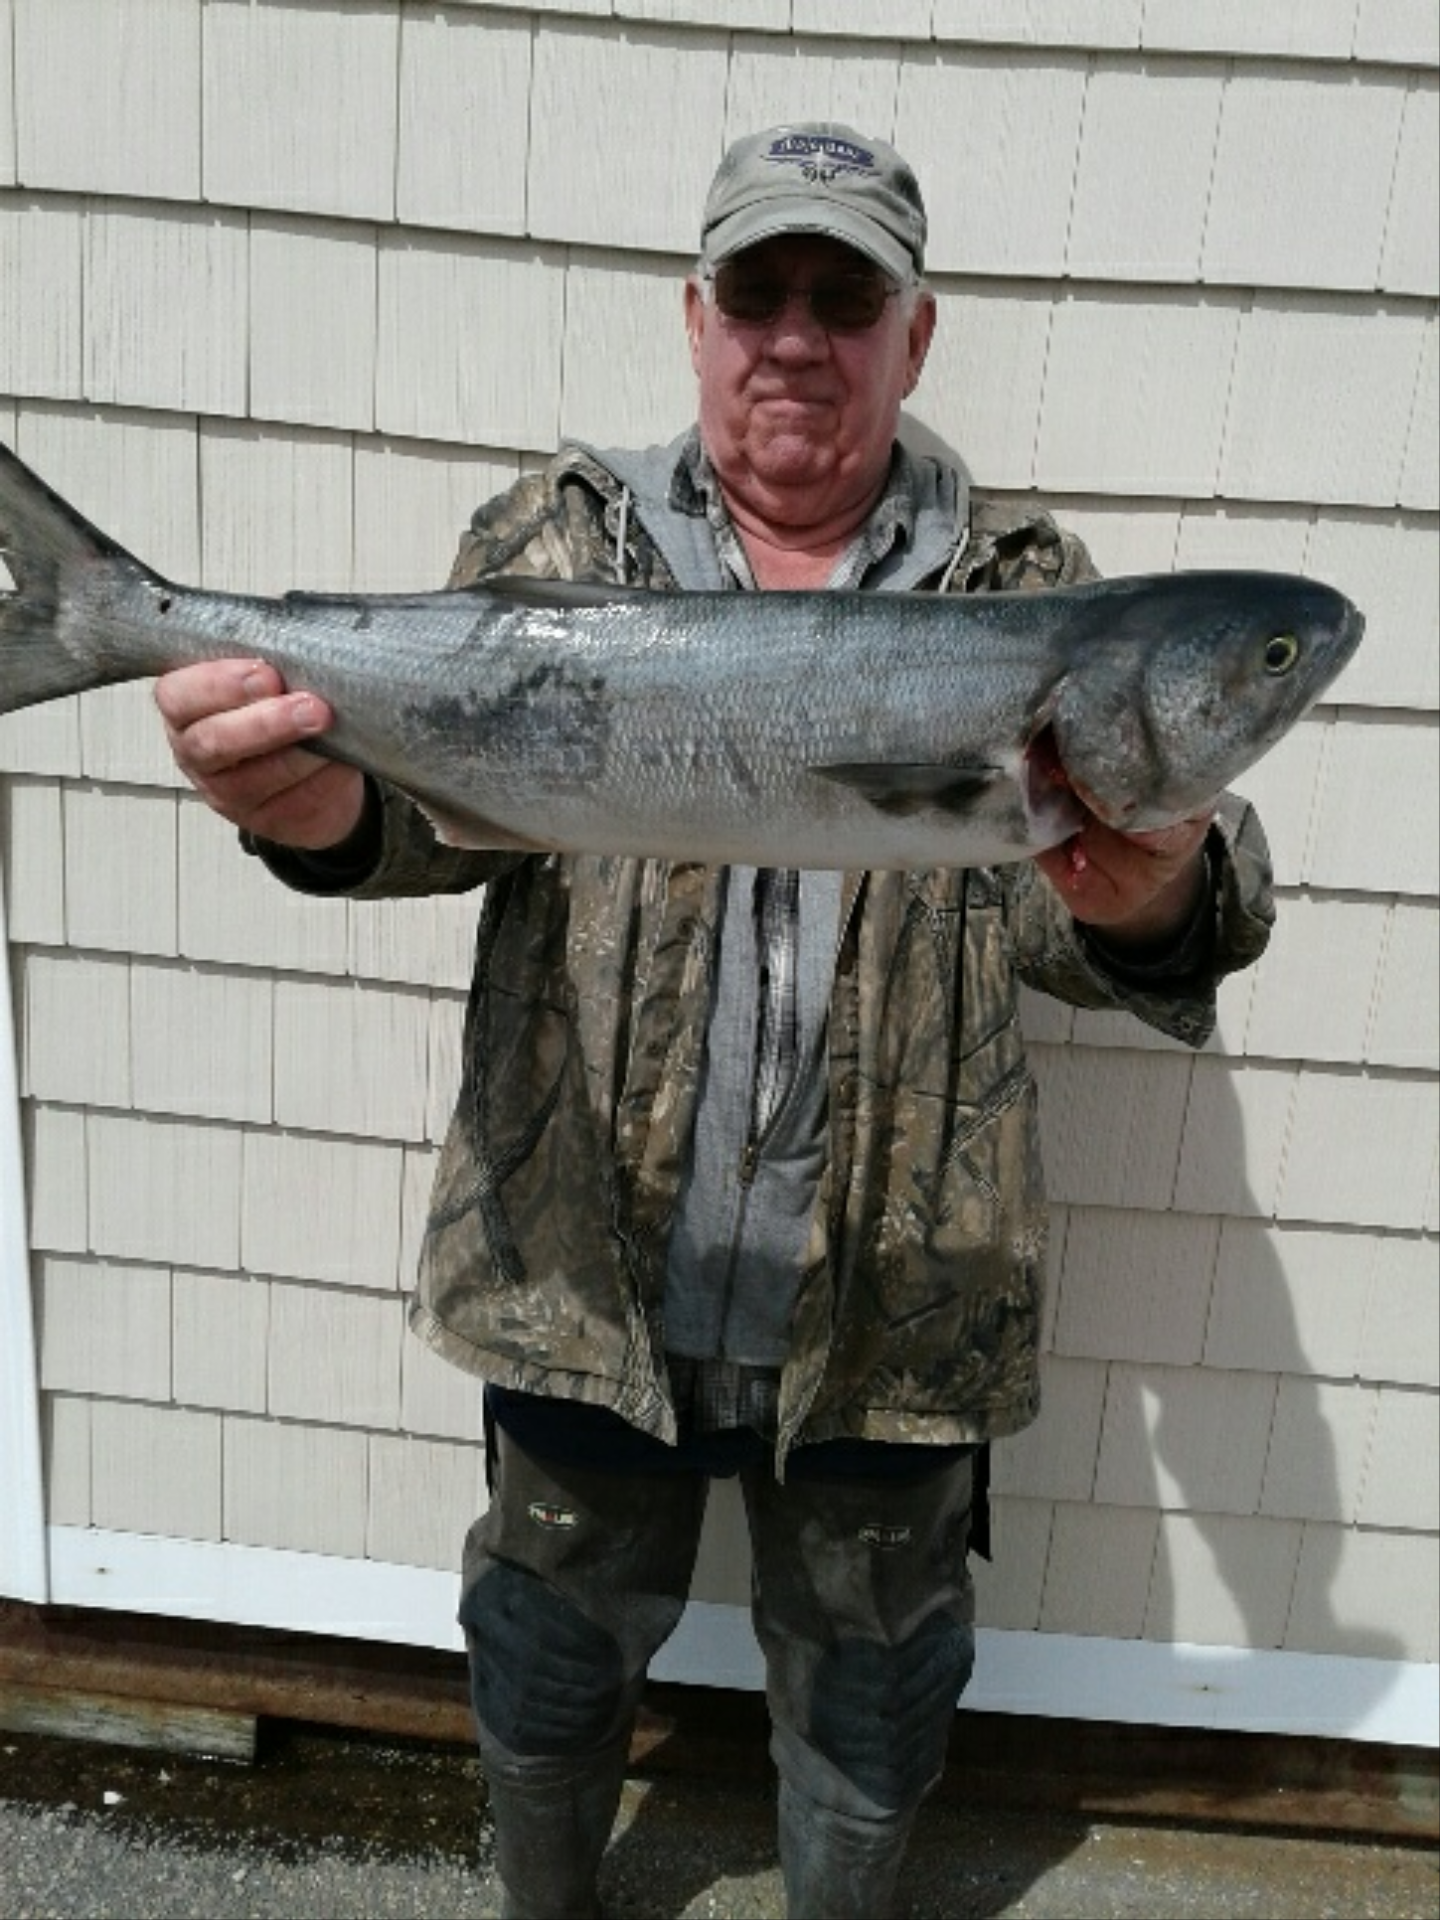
[158, 125, 1272, 1919]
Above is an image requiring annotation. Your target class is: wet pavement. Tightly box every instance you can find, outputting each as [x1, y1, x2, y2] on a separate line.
[1, 1722, 1436, 1919]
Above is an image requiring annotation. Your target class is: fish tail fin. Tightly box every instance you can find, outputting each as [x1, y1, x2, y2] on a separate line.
[0, 438, 157, 715]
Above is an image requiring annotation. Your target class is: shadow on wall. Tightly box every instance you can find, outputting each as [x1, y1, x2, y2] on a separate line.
[1018, 1050, 1406, 1718]
[1125, 1059, 1406, 1689]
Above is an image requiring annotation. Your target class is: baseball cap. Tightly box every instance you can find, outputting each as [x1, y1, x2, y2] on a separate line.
[699, 123, 927, 283]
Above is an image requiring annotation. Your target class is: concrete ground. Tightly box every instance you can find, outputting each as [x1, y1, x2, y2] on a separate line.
[1, 1722, 1436, 1920]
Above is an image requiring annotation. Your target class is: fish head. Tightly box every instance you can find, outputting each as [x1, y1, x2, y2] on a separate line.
[1045, 570, 1364, 830]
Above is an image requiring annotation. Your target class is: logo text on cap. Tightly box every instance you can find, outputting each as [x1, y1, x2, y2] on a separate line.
[765, 134, 878, 185]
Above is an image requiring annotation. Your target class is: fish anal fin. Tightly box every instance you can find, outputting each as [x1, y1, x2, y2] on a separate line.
[415, 797, 554, 853]
[814, 762, 1002, 820]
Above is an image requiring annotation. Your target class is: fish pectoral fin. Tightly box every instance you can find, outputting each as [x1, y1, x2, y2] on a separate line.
[814, 762, 1003, 819]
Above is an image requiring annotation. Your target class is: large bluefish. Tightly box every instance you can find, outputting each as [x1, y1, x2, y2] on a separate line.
[0, 439, 1362, 869]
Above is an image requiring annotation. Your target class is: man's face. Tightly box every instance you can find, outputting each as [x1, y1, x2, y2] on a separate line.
[684, 235, 936, 535]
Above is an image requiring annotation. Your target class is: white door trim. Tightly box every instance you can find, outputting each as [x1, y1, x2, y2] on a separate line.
[46, 1526, 1438, 1748]
[0, 873, 47, 1601]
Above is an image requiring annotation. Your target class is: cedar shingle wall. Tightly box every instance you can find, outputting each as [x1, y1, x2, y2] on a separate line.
[1, 1, 1436, 1677]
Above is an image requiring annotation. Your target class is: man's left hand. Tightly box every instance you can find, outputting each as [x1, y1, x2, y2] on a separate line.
[1035, 810, 1214, 948]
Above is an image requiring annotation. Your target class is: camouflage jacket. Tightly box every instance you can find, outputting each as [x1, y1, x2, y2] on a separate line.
[259, 437, 1274, 1465]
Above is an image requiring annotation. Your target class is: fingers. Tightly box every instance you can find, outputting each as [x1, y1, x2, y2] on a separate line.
[154, 659, 367, 850]
[155, 660, 327, 770]
[1114, 811, 1213, 862]
[1037, 806, 1215, 934]
[153, 658, 284, 732]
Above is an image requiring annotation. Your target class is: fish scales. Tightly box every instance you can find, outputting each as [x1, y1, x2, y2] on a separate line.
[0, 439, 1364, 871]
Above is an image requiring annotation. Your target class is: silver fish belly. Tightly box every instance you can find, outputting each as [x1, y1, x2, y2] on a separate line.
[0, 439, 1364, 870]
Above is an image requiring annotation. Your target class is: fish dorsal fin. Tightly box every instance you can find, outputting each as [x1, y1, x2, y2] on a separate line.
[472, 574, 646, 611]
[814, 762, 1002, 819]
[277, 576, 644, 616]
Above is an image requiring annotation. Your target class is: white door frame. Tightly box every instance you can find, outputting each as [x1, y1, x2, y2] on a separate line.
[0, 871, 48, 1601]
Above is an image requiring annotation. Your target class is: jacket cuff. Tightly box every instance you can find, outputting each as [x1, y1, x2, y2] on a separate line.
[239, 777, 384, 895]
[1079, 833, 1219, 986]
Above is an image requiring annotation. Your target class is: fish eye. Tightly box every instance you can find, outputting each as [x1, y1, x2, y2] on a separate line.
[1263, 633, 1300, 675]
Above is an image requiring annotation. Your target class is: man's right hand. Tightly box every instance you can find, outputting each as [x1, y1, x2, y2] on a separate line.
[154, 660, 368, 850]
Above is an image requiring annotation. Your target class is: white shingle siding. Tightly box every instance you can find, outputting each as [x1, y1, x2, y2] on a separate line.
[42, 1396, 91, 1528]
[271, 975, 432, 1142]
[249, 219, 380, 434]
[529, 22, 731, 252]
[1289, 1524, 1438, 1662]
[0, 0, 14, 193]
[199, 423, 356, 595]
[1382, 74, 1440, 295]
[0, 196, 84, 400]
[724, 32, 904, 136]
[901, 52, 1090, 276]
[1039, 1501, 1159, 1639]
[1201, 69, 1409, 293]
[933, 0, 1143, 51]
[375, 232, 568, 449]
[0, 3, 1435, 1737]
[1360, 1231, 1440, 1387]
[21, 949, 132, 1109]
[22, 1105, 86, 1256]
[1147, 1511, 1302, 1650]
[240, 1129, 406, 1291]
[1141, 0, 1367, 62]
[3, 779, 65, 946]
[202, 0, 401, 223]
[399, 1311, 487, 1443]
[222, 1414, 371, 1557]
[1052, 1208, 1221, 1366]
[14, 0, 203, 203]
[61, 787, 178, 957]
[128, 961, 275, 1128]
[971, 1495, 1055, 1631]
[557, 257, 699, 453]
[396, 9, 534, 237]
[267, 1285, 406, 1430]
[366, 1432, 487, 1570]
[1205, 1220, 1382, 1377]
[37, 1256, 172, 1404]
[1352, 0, 1440, 69]
[172, 1269, 271, 1415]
[84, 203, 249, 419]
[350, 439, 521, 596]
[1063, 56, 1227, 284]
[989, 1355, 1109, 1504]
[87, 1112, 245, 1271]
[1400, 312, 1439, 505]
[89, 1400, 223, 1541]
[177, 796, 351, 974]
[1221, 299, 1429, 512]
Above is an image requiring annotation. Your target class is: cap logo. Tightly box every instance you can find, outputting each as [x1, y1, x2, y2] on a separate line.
[765, 133, 878, 186]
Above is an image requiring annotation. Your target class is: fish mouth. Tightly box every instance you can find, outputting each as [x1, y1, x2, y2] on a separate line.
[1027, 721, 1142, 835]
[1024, 724, 1087, 844]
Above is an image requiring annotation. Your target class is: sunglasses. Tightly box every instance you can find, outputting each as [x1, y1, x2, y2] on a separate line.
[709, 262, 902, 333]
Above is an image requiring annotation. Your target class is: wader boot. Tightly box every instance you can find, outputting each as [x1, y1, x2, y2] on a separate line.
[746, 1448, 979, 1920]
[461, 1425, 706, 1920]
[483, 1728, 631, 1920]
[778, 1779, 915, 1920]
